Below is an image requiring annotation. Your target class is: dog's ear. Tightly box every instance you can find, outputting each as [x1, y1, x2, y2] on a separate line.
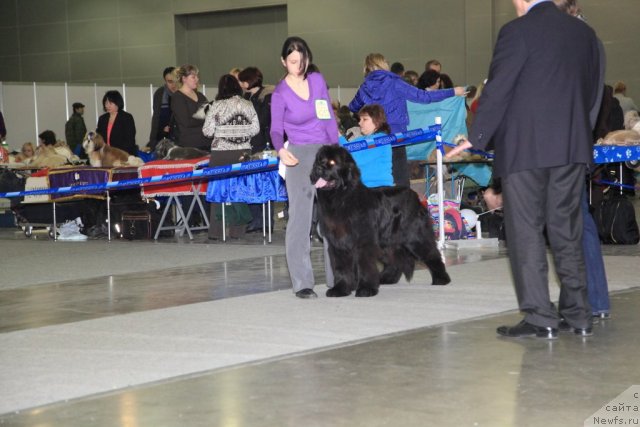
[337, 148, 360, 187]
[345, 158, 361, 185]
[331, 150, 357, 188]
[93, 133, 106, 148]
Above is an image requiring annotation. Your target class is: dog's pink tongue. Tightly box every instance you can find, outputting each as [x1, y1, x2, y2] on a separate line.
[314, 178, 328, 189]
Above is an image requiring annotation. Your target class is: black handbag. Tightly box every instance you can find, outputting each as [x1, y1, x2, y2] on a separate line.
[594, 193, 640, 244]
[121, 210, 152, 240]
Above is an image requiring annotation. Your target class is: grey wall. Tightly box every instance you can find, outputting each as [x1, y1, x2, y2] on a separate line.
[0, 0, 178, 85]
[175, 5, 288, 87]
[1, 0, 638, 92]
[0, 0, 638, 149]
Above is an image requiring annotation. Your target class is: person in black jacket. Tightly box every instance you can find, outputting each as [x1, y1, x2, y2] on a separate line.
[0, 110, 7, 142]
[96, 90, 137, 155]
[238, 66, 275, 233]
[147, 66, 177, 150]
[238, 67, 273, 154]
[447, 0, 601, 339]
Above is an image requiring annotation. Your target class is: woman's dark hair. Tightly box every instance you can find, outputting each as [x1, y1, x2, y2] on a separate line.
[102, 90, 124, 111]
[440, 73, 454, 89]
[280, 36, 313, 78]
[38, 130, 57, 146]
[216, 74, 243, 100]
[359, 104, 391, 135]
[237, 67, 263, 90]
[390, 62, 405, 75]
[417, 69, 441, 90]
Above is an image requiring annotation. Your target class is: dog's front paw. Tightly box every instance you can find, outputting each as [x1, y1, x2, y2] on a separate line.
[326, 287, 351, 297]
[431, 272, 451, 286]
[355, 287, 379, 297]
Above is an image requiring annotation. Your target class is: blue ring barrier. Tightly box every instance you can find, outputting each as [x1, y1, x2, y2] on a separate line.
[593, 180, 638, 190]
[0, 125, 453, 199]
[438, 140, 495, 159]
[0, 158, 278, 199]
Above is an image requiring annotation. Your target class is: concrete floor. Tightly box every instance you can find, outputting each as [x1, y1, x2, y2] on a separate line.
[0, 215, 639, 426]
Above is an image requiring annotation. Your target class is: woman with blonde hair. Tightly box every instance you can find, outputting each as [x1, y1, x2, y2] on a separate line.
[14, 142, 35, 163]
[170, 64, 211, 150]
[349, 53, 466, 187]
[613, 81, 638, 116]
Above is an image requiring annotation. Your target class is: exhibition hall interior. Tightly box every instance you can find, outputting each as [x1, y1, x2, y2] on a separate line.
[1, 1, 639, 426]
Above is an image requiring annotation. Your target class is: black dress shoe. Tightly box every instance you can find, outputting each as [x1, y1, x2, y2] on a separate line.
[497, 320, 558, 339]
[245, 226, 262, 233]
[573, 327, 593, 337]
[295, 288, 318, 299]
[559, 319, 593, 336]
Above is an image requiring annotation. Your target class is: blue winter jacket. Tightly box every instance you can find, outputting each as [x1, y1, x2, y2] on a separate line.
[348, 70, 455, 133]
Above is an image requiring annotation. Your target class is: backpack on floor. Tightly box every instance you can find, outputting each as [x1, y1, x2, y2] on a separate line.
[593, 192, 640, 245]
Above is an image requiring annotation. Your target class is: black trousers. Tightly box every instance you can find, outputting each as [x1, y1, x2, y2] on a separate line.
[502, 163, 591, 329]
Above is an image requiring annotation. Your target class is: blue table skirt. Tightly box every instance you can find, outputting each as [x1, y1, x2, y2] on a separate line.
[206, 170, 288, 203]
[593, 145, 640, 164]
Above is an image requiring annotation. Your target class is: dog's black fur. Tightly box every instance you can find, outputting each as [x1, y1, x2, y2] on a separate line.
[310, 145, 451, 297]
[154, 138, 209, 160]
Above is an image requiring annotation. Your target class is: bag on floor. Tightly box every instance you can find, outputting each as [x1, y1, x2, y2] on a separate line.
[121, 210, 152, 240]
[594, 193, 640, 244]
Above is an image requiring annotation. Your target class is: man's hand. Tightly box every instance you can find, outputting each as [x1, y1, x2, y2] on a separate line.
[278, 147, 299, 166]
[444, 138, 473, 159]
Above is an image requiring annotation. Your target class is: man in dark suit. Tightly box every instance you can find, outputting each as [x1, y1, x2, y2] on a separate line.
[447, 0, 601, 339]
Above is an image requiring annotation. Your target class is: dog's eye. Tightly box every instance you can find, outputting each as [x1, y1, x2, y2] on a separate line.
[328, 159, 336, 166]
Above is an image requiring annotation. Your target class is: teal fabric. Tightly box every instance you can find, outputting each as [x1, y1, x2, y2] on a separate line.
[406, 97, 491, 186]
[339, 133, 393, 188]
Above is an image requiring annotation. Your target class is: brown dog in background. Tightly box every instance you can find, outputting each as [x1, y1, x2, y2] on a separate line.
[82, 132, 143, 167]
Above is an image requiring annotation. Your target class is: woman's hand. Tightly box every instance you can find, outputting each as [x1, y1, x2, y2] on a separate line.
[454, 86, 468, 96]
[278, 147, 299, 166]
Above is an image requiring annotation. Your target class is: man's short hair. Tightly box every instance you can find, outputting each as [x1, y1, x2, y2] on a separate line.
[425, 59, 441, 71]
[390, 62, 405, 75]
[163, 66, 176, 78]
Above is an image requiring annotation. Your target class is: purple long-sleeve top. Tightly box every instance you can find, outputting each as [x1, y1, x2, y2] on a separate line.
[270, 72, 339, 151]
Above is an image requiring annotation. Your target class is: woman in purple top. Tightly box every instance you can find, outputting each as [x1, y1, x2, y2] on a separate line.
[270, 36, 339, 299]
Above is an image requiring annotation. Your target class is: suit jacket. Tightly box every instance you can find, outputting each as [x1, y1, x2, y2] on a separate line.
[469, 1, 601, 178]
[97, 110, 137, 155]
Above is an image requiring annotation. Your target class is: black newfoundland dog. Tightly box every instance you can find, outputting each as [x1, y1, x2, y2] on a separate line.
[310, 145, 451, 297]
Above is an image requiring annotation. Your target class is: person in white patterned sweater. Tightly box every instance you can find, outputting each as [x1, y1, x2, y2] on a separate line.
[202, 74, 259, 240]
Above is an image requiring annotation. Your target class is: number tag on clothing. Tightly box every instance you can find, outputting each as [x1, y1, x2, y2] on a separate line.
[315, 99, 331, 120]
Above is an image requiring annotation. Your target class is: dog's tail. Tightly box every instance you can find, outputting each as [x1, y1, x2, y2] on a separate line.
[399, 255, 416, 282]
